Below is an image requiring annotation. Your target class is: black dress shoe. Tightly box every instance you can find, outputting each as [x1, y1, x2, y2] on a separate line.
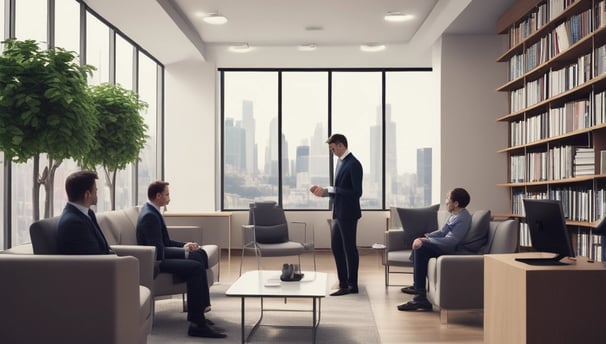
[397, 296, 432, 311]
[330, 287, 358, 296]
[401, 286, 419, 295]
[188, 322, 227, 338]
[206, 319, 226, 333]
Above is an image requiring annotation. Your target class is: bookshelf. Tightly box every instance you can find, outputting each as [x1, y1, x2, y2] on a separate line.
[497, 0, 606, 260]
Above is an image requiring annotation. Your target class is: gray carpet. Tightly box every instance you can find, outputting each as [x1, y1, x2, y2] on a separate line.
[149, 283, 380, 344]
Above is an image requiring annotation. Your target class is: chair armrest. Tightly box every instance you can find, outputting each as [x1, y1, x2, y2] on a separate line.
[385, 229, 407, 252]
[111, 245, 155, 291]
[289, 221, 315, 249]
[241, 224, 256, 246]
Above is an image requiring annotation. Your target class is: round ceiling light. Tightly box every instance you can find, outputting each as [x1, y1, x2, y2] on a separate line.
[360, 43, 386, 52]
[228, 43, 253, 53]
[298, 43, 317, 51]
[384, 12, 414, 23]
[203, 13, 228, 25]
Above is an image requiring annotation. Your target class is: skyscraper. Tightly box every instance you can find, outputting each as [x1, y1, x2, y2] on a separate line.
[417, 147, 432, 206]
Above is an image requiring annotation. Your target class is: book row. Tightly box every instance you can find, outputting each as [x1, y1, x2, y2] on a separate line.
[508, 0, 574, 47]
[510, 146, 595, 183]
[509, 97, 591, 146]
[511, 188, 606, 221]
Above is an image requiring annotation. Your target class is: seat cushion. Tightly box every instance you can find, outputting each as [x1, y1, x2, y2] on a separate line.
[397, 204, 440, 249]
[255, 241, 305, 257]
[456, 210, 491, 253]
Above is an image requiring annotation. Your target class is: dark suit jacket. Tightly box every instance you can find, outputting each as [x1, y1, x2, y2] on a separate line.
[136, 203, 185, 261]
[331, 153, 363, 220]
[56, 203, 112, 254]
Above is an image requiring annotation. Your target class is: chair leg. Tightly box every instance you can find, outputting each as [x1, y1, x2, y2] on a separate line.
[385, 264, 389, 286]
[182, 293, 187, 312]
[440, 309, 448, 325]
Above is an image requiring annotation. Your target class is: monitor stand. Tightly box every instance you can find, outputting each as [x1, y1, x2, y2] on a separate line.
[514, 254, 570, 266]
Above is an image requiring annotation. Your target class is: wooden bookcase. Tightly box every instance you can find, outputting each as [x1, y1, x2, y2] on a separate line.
[497, 0, 606, 259]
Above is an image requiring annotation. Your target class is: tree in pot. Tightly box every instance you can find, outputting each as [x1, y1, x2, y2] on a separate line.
[0, 39, 97, 221]
[81, 82, 148, 210]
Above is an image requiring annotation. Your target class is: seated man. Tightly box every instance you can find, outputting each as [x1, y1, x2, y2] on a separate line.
[136, 181, 226, 339]
[57, 170, 113, 255]
[397, 187, 472, 311]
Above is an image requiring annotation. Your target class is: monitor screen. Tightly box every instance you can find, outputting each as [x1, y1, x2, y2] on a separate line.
[521, 199, 575, 264]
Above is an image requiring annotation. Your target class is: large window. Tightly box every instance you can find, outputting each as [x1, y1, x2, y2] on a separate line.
[223, 72, 279, 209]
[2, 0, 164, 248]
[221, 69, 437, 210]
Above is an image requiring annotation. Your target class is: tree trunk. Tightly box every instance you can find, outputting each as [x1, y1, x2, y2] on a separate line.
[44, 158, 61, 218]
[32, 155, 40, 222]
[104, 166, 117, 210]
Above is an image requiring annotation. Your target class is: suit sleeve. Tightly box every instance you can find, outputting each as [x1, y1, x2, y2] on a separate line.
[137, 213, 167, 260]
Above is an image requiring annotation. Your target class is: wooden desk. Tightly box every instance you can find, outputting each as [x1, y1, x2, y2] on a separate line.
[164, 212, 233, 265]
[484, 253, 606, 344]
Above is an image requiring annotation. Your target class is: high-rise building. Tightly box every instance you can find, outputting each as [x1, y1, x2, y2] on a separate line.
[417, 147, 432, 206]
[242, 100, 256, 174]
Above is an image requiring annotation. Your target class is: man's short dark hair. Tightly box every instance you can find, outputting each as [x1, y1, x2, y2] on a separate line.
[450, 188, 470, 208]
[326, 133, 348, 148]
[148, 181, 169, 201]
[65, 170, 98, 202]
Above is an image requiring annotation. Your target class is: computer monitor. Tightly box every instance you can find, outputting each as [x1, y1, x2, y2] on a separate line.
[516, 199, 575, 265]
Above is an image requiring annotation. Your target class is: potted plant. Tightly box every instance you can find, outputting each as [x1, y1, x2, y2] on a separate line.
[82, 82, 148, 210]
[0, 39, 97, 220]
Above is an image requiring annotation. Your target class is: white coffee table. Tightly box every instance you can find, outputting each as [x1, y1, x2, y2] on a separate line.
[226, 270, 328, 343]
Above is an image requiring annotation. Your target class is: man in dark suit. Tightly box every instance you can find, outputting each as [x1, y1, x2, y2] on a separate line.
[136, 181, 226, 339]
[57, 170, 113, 255]
[310, 133, 363, 296]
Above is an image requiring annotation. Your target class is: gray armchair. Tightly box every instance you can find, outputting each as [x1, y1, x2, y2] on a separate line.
[0, 254, 152, 344]
[240, 201, 315, 274]
[426, 218, 518, 323]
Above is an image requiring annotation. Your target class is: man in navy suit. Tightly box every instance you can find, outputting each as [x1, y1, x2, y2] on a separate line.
[57, 170, 113, 255]
[310, 134, 363, 296]
[136, 181, 226, 339]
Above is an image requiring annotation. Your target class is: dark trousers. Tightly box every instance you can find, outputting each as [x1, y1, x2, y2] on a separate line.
[331, 218, 359, 289]
[412, 244, 442, 293]
[160, 248, 210, 324]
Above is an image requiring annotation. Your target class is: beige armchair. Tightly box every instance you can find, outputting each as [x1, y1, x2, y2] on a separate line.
[426, 218, 518, 323]
[0, 254, 152, 344]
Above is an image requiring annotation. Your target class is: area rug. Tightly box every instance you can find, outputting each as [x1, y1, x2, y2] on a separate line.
[149, 283, 380, 344]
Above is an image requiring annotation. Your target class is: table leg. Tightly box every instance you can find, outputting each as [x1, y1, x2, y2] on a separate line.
[240, 297, 264, 343]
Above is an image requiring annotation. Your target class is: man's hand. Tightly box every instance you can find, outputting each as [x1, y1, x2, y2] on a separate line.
[309, 185, 326, 197]
[185, 242, 200, 251]
[412, 237, 428, 250]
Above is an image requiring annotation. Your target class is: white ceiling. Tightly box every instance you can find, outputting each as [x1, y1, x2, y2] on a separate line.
[84, 0, 516, 64]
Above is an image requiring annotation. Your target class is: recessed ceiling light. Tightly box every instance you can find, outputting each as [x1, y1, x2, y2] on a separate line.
[384, 12, 414, 23]
[202, 13, 228, 25]
[360, 43, 386, 52]
[229, 43, 253, 53]
[305, 26, 324, 31]
[298, 43, 317, 51]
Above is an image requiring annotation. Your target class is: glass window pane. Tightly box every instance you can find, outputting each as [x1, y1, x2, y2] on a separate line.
[12, 160, 34, 246]
[15, 0, 47, 47]
[137, 52, 158, 204]
[281, 72, 329, 209]
[54, 0, 80, 53]
[332, 72, 382, 209]
[86, 12, 109, 85]
[116, 34, 134, 90]
[386, 72, 438, 207]
[223, 72, 279, 209]
[0, 153, 3, 249]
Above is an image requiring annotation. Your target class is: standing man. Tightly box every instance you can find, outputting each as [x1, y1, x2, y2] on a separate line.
[57, 170, 112, 255]
[397, 188, 472, 311]
[136, 181, 226, 339]
[310, 133, 363, 296]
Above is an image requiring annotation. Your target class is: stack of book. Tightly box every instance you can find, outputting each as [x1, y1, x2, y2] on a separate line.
[573, 147, 595, 176]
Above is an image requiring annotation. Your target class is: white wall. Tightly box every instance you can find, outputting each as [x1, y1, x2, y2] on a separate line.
[164, 35, 511, 248]
[439, 34, 510, 214]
